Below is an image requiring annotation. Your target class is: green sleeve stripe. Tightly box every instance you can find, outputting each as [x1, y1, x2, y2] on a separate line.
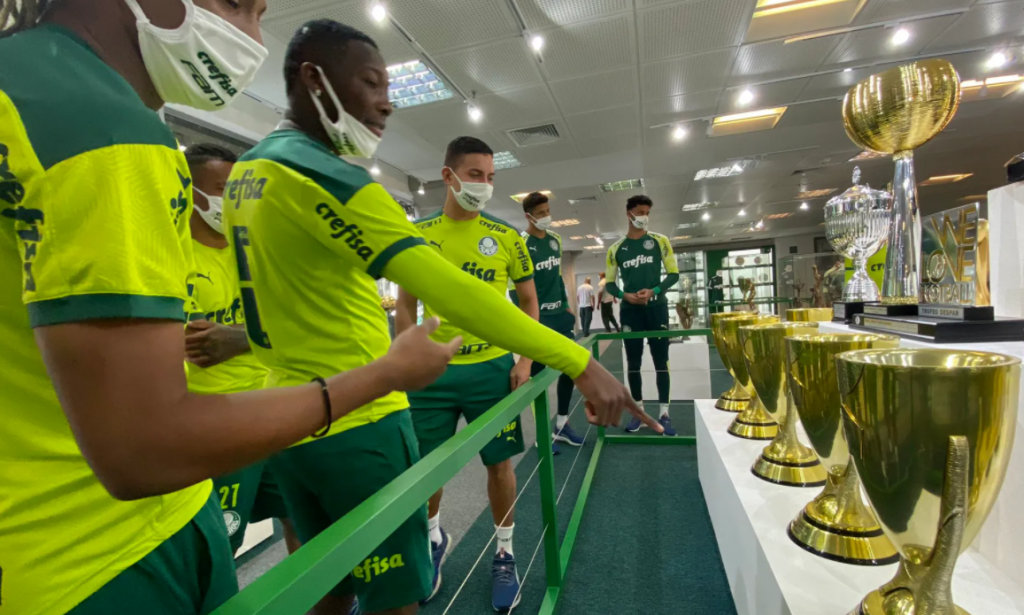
[28, 294, 186, 327]
[255, 132, 372, 206]
[512, 273, 535, 283]
[368, 236, 427, 279]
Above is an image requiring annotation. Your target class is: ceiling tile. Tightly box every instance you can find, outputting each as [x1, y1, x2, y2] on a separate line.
[822, 15, 959, 67]
[924, 1, 1024, 52]
[539, 14, 636, 80]
[642, 48, 736, 99]
[638, 0, 751, 62]
[730, 37, 841, 85]
[517, 0, 633, 29]
[475, 85, 561, 129]
[433, 38, 542, 95]
[263, 0, 336, 21]
[513, 138, 582, 165]
[854, 0, 974, 24]
[775, 99, 845, 129]
[387, 0, 519, 54]
[718, 78, 811, 115]
[549, 68, 639, 115]
[564, 105, 639, 140]
[797, 64, 897, 102]
[643, 89, 722, 127]
[574, 131, 641, 157]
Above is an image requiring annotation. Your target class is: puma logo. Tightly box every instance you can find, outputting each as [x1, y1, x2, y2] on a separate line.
[429, 240, 444, 251]
[195, 272, 213, 283]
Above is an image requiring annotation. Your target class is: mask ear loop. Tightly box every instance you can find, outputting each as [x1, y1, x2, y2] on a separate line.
[122, 0, 195, 36]
[443, 167, 463, 195]
[309, 65, 346, 126]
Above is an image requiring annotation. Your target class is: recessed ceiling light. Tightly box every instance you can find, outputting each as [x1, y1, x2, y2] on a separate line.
[701, 212, 711, 221]
[765, 212, 793, 220]
[987, 51, 1009, 70]
[919, 173, 974, 187]
[370, 164, 381, 176]
[599, 178, 645, 192]
[417, 183, 425, 195]
[467, 105, 483, 122]
[387, 60, 455, 109]
[756, 220, 765, 229]
[891, 28, 910, 46]
[673, 125, 688, 141]
[843, 67, 853, 73]
[738, 209, 746, 217]
[737, 89, 756, 106]
[370, 2, 387, 23]
[800, 202, 810, 210]
[493, 151, 522, 170]
[797, 188, 836, 198]
[551, 218, 580, 227]
[510, 190, 552, 202]
[530, 35, 544, 52]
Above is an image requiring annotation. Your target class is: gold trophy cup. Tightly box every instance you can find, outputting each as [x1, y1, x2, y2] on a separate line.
[786, 307, 833, 322]
[722, 313, 779, 440]
[786, 333, 900, 565]
[838, 349, 1020, 615]
[711, 312, 752, 412]
[740, 322, 826, 486]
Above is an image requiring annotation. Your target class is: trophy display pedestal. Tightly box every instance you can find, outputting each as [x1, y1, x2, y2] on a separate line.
[832, 301, 866, 323]
[861, 303, 918, 317]
[850, 313, 1024, 344]
[695, 399, 1024, 615]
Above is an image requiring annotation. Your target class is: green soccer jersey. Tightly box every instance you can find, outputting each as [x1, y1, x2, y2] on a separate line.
[0, 25, 211, 615]
[523, 230, 569, 314]
[605, 232, 679, 302]
[414, 211, 534, 364]
[186, 240, 268, 395]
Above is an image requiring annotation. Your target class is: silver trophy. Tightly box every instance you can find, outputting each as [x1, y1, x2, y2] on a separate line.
[824, 167, 892, 302]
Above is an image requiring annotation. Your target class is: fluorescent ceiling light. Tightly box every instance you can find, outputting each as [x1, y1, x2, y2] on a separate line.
[843, 67, 853, 73]
[551, 219, 580, 227]
[682, 202, 717, 211]
[891, 28, 910, 46]
[919, 173, 973, 186]
[530, 35, 544, 52]
[673, 235, 692, 240]
[754, 0, 850, 18]
[961, 74, 1024, 101]
[737, 89, 756, 106]
[599, 178, 644, 192]
[765, 212, 793, 220]
[960, 194, 987, 201]
[570, 235, 583, 240]
[750, 0, 863, 44]
[701, 212, 711, 221]
[467, 105, 483, 122]
[673, 125, 688, 140]
[800, 202, 810, 210]
[849, 150, 888, 162]
[987, 52, 1009, 70]
[797, 188, 836, 198]
[585, 235, 599, 239]
[387, 60, 454, 109]
[715, 107, 787, 124]
[370, 2, 387, 23]
[677, 222, 700, 229]
[784, 26, 854, 44]
[694, 165, 743, 180]
[510, 190, 552, 202]
[493, 151, 522, 170]
[584, 245, 604, 250]
[711, 107, 787, 137]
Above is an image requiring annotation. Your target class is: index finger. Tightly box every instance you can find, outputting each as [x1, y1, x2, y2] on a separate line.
[625, 399, 664, 433]
[420, 316, 441, 336]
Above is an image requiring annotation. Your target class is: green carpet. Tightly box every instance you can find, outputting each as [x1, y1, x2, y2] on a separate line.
[419, 340, 736, 614]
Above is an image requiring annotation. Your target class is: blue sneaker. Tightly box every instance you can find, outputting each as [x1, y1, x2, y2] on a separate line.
[625, 416, 643, 432]
[659, 414, 678, 436]
[491, 550, 521, 612]
[348, 600, 360, 615]
[553, 423, 585, 447]
[422, 529, 452, 604]
[552, 441, 561, 455]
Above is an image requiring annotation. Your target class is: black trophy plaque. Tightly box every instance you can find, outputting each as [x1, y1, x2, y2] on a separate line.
[851, 313, 1024, 344]
[832, 302, 866, 323]
[918, 305, 994, 321]
[861, 303, 919, 317]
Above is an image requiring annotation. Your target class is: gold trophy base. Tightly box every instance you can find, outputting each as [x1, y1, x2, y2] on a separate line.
[727, 399, 777, 440]
[788, 504, 900, 566]
[715, 382, 750, 413]
[852, 589, 969, 615]
[752, 453, 827, 487]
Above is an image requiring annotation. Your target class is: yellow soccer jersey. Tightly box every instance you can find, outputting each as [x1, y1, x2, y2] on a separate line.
[0, 25, 211, 615]
[414, 211, 534, 364]
[186, 240, 268, 395]
[224, 128, 426, 441]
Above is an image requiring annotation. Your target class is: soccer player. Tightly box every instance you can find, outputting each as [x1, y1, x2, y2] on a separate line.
[521, 191, 586, 451]
[597, 271, 622, 333]
[224, 19, 652, 615]
[183, 143, 301, 557]
[605, 195, 681, 436]
[0, 3, 460, 614]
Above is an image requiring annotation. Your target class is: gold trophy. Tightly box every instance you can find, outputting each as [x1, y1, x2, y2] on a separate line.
[711, 312, 752, 412]
[740, 322, 826, 486]
[786, 333, 900, 565]
[786, 307, 832, 322]
[837, 349, 1020, 615]
[843, 59, 961, 306]
[722, 313, 779, 439]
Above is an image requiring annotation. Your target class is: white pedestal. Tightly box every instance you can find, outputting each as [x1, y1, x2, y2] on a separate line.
[988, 183, 1024, 319]
[696, 399, 1024, 615]
[620, 337, 711, 401]
[236, 519, 274, 558]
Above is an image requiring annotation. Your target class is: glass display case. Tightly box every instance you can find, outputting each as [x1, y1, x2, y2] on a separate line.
[778, 252, 846, 309]
[712, 249, 777, 314]
[665, 250, 708, 329]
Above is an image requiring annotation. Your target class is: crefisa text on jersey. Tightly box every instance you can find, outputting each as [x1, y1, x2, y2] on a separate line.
[315, 202, 375, 261]
[225, 168, 267, 209]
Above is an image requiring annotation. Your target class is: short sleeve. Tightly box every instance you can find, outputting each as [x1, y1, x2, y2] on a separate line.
[21, 146, 193, 327]
[659, 235, 679, 274]
[508, 232, 534, 283]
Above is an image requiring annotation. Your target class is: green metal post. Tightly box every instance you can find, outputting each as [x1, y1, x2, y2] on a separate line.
[533, 389, 563, 591]
[591, 338, 607, 442]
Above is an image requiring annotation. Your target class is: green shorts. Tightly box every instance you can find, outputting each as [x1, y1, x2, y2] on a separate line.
[269, 410, 431, 612]
[619, 301, 670, 333]
[409, 353, 525, 467]
[68, 493, 237, 615]
[214, 461, 290, 553]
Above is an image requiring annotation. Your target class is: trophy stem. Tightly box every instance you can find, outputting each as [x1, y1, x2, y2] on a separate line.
[881, 150, 922, 305]
[845, 253, 880, 303]
[852, 436, 970, 615]
[752, 392, 825, 487]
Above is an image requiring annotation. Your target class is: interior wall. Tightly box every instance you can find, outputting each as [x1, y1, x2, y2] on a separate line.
[773, 233, 824, 281]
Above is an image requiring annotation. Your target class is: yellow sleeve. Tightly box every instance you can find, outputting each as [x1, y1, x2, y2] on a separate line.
[386, 245, 591, 378]
[508, 231, 534, 283]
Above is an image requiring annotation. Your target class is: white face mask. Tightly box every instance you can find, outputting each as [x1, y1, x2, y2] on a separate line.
[630, 214, 649, 230]
[124, 0, 268, 111]
[529, 214, 552, 230]
[446, 169, 493, 212]
[194, 187, 224, 234]
[309, 65, 382, 159]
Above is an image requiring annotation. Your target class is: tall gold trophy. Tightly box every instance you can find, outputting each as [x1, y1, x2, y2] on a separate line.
[711, 312, 752, 412]
[740, 322, 826, 486]
[786, 333, 900, 565]
[722, 313, 779, 439]
[843, 59, 961, 305]
[837, 349, 1020, 615]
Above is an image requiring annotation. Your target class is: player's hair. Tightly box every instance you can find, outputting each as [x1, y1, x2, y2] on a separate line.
[1, 0, 54, 37]
[522, 191, 548, 213]
[184, 143, 238, 175]
[284, 19, 378, 95]
[444, 136, 493, 170]
[626, 194, 653, 211]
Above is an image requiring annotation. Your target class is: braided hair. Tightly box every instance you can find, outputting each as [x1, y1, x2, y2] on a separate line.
[1, 0, 56, 37]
